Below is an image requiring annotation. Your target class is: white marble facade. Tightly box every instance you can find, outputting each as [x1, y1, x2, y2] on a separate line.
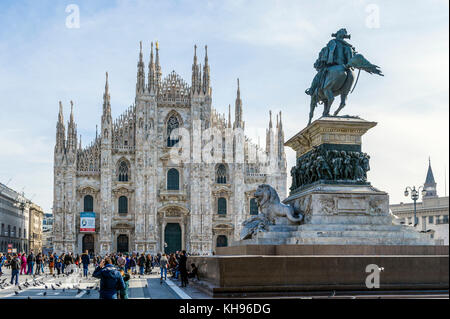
[52, 42, 287, 255]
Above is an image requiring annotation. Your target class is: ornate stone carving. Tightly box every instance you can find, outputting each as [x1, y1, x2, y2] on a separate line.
[290, 144, 371, 192]
[318, 197, 336, 215]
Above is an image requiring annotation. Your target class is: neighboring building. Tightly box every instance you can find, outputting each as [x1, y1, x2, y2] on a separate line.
[42, 213, 54, 254]
[29, 203, 44, 253]
[390, 160, 449, 245]
[0, 182, 30, 253]
[52, 42, 287, 255]
[43, 212, 53, 232]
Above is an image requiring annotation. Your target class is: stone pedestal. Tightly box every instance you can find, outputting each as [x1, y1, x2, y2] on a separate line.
[240, 116, 435, 246]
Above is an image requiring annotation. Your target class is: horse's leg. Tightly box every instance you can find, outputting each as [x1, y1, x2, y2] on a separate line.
[334, 94, 347, 116]
[334, 69, 354, 116]
[322, 90, 334, 116]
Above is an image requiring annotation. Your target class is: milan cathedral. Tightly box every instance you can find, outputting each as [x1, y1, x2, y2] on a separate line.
[52, 42, 287, 255]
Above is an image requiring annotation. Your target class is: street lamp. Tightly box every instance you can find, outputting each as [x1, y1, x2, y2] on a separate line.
[404, 185, 427, 227]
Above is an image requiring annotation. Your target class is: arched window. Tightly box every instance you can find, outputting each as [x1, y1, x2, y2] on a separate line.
[167, 168, 180, 190]
[84, 195, 94, 212]
[1, 224, 4, 236]
[7, 225, 10, 237]
[216, 164, 227, 184]
[19, 228, 21, 238]
[218, 197, 227, 215]
[167, 115, 180, 147]
[13, 226, 16, 237]
[118, 196, 128, 214]
[216, 235, 228, 247]
[250, 198, 258, 215]
[118, 161, 129, 182]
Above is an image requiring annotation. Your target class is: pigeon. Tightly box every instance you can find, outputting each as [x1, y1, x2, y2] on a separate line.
[62, 288, 65, 292]
[14, 291, 19, 295]
[51, 285, 55, 290]
[45, 285, 48, 289]
[43, 291, 47, 296]
[77, 288, 83, 294]
[18, 286, 22, 290]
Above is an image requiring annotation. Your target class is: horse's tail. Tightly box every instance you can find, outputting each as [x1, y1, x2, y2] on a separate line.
[348, 54, 383, 76]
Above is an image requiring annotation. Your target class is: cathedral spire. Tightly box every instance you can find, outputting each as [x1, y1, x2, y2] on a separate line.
[266, 110, 273, 153]
[155, 41, 162, 92]
[424, 157, 437, 198]
[191, 44, 200, 94]
[148, 42, 156, 93]
[202, 45, 210, 95]
[67, 100, 77, 151]
[58, 100, 64, 124]
[278, 111, 285, 161]
[56, 101, 66, 153]
[102, 72, 112, 124]
[233, 78, 244, 129]
[136, 41, 146, 95]
[228, 104, 232, 128]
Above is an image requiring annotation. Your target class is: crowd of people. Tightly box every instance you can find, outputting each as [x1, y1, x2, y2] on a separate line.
[0, 249, 200, 299]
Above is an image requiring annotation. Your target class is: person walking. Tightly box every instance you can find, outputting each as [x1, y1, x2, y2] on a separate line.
[20, 253, 27, 275]
[179, 250, 188, 287]
[159, 253, 168, 283]
[35, 253, 42, 275]
[0, 253, 5, 276]
[92, 257, 125, 299]
[10, 254, 20, 286]
[48, 254, 54, 275]
[81, 250, 90, 277]
[138, 253, 145, 276]
[130, 255, 137, 275]
[55, 258, 62, 275]
[117, 253, 126, 270]
[118, 268, 130, 299]
[27, 251, 35, 275]
[64, 253, 73, 274]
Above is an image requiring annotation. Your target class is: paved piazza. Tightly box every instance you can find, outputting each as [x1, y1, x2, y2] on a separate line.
[0, 266, 209, 300]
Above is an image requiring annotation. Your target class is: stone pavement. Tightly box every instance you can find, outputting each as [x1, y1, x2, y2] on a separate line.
[0, 265, 210, 299]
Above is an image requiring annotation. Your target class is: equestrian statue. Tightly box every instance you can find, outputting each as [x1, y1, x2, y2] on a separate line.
[305, 28, 383, 125]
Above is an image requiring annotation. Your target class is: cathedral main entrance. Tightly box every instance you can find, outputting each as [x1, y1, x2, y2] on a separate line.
[82, 234, 95, 254]
[117, 234, 129, 253]
[164, 223, 181, 254]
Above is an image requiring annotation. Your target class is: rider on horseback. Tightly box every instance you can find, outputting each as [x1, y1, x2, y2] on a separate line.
[306, 28, 356, 96]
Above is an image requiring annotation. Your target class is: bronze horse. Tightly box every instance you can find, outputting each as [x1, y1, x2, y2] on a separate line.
[308, 54, 383, 125]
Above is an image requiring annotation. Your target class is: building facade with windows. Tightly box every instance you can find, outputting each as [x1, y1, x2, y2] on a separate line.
[0, 182, 30, 254]
[29, 203, 44, 253]
[390, 160, 449, 245]
[52, 42, 287, 255]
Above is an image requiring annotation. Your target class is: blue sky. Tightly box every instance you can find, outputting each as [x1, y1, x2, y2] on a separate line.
[0, 0, 448, 213]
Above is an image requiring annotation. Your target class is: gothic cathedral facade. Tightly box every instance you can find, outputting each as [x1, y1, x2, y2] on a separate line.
[52, 42, 287, 255]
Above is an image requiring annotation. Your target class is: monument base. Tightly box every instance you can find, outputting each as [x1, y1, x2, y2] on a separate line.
[188, 248, 448, 297]
[239, 183, 435, 246]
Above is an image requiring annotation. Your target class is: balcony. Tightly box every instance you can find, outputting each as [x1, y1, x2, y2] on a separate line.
[158, 189, 187, 202]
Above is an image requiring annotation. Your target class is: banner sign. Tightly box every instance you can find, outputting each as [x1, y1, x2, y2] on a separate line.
[80, 212, 96, 232]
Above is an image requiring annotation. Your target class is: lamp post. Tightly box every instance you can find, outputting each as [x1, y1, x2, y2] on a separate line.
[404, 185, 427, 227]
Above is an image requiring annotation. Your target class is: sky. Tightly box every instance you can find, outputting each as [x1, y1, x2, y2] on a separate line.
[0, 0, 448, 214]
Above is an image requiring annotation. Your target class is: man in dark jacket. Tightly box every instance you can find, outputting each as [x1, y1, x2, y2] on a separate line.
[179, 250, 188, 287]
[81, 250, 90, 277]
[92, 257, 125, 299]
[10, 254, 20, 285]
[27, 251, 35, 275]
